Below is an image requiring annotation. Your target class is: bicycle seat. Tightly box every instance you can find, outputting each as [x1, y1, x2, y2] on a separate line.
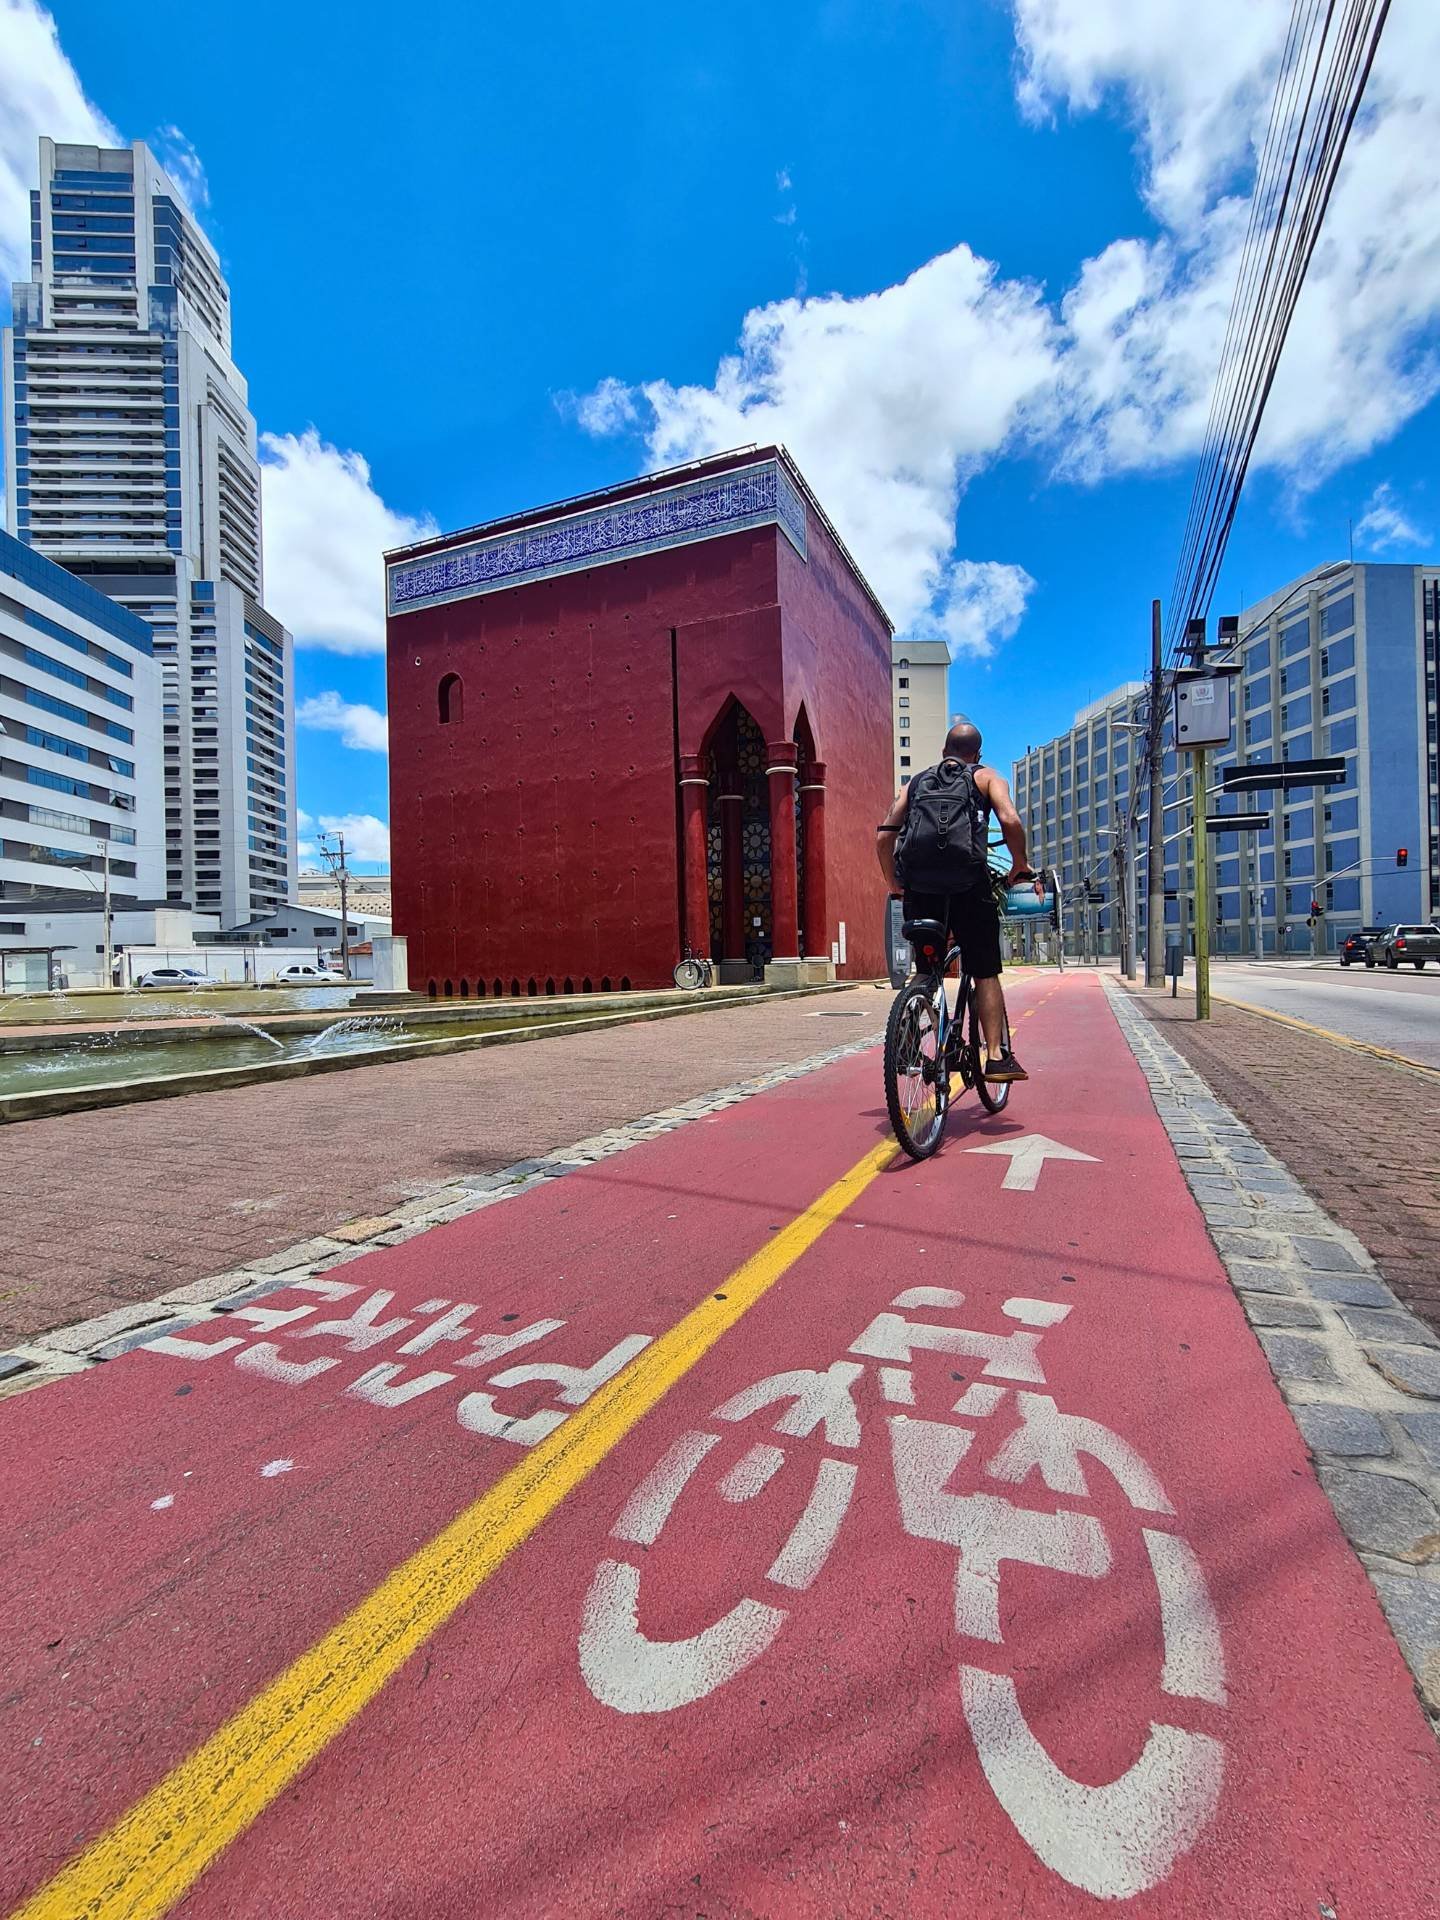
[902, 918, 947, 951]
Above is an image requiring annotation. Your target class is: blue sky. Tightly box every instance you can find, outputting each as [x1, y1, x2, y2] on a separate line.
[4, 0, 1438, 870]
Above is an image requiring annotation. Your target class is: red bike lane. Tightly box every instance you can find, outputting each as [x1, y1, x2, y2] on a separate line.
[1, 972, 1436, 1918]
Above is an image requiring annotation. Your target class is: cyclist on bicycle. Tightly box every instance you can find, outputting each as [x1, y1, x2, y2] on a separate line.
[875, 718, 1039, 1082]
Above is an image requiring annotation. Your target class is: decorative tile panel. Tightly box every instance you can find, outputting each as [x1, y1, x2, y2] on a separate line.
[388, 458, 808, 616]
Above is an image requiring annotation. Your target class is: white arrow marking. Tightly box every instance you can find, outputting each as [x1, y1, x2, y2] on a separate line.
[964, 1132, 1099, 1192]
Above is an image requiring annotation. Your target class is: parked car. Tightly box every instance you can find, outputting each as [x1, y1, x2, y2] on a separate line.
[262, 962, 348, 987]
[135, 966, 216, 991]
[1366, 924, 1440, 970]
[1340, 926, 1386, 967]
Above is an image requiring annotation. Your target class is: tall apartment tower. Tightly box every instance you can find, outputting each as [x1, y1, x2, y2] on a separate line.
[893, 637, 950, 784]
[1, 138, 296, 926]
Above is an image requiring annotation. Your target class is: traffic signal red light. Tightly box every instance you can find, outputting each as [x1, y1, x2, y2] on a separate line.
[1397, 847, 1409, 868]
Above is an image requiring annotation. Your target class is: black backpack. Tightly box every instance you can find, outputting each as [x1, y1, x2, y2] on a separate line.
[895, 759, 987, 893]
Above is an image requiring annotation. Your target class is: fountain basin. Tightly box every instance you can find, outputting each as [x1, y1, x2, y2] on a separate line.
[0, 980, 861, 1123]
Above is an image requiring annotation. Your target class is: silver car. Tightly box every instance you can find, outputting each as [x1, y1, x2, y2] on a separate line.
[135, 965, 216, 990]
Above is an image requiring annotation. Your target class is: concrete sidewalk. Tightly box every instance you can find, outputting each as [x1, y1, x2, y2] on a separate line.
[0, 984, 890, 1344]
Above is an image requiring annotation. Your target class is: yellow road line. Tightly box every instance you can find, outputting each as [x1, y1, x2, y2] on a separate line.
[1206, 992, 1440, 1079]
[12, 1139, 897, 1920]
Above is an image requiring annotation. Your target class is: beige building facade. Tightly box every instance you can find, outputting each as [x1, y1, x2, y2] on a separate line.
[892, 637, 951, 785]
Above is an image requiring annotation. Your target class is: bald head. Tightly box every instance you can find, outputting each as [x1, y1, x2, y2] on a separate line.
[944, 719, 982, 762]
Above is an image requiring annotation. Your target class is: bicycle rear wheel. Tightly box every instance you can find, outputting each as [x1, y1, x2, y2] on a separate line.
[885, 979, 949, 1159]
[972, 984, 1012, 1114]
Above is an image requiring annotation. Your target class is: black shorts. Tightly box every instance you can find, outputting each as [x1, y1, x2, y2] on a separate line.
[904, 882, 1003, 982]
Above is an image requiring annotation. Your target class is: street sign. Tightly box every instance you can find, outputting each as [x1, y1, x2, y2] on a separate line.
[1221, 756, 1345, 793]
[1086, 889, 1105, 904]
[1206, 811, 1270, 832]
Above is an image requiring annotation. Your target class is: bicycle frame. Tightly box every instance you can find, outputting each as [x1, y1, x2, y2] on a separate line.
[915, 942, 974, 1082]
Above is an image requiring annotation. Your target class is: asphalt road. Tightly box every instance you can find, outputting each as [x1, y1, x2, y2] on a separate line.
[1204, 959, 1440, 1067]
[3, 972, 1436, 1918]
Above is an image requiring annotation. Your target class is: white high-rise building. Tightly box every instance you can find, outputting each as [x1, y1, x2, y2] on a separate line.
[892, 637, 951, 784]
[1, 138, 295, 926]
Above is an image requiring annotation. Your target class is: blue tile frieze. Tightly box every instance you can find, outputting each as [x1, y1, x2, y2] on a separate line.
[388, 458, 808, 615]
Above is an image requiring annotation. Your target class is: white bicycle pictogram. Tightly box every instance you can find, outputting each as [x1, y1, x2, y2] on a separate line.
[578, 1286, 1227, 1903]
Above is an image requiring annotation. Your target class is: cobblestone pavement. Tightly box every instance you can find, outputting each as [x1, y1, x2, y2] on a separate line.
[1109, 986, 1440, 1718]
[0, 986, 889, 1344]
[1128, 985, 1440, 1339]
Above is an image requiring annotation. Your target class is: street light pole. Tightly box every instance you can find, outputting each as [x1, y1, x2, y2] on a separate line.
[1193, 745, 1211, 1018]
[100, 839, 113, 988]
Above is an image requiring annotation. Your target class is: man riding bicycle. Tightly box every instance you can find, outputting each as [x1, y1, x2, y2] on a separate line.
[875, 718, 1039, 1083]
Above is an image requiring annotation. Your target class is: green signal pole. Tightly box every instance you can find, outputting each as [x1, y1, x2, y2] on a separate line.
[1193, 743, 1211, 1019]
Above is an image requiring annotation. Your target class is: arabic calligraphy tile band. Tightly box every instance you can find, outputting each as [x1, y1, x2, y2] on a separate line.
[388, 459, 808, 615]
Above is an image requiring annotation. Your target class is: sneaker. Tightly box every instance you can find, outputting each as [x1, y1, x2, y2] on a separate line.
[983, 1049, 1029, 1083]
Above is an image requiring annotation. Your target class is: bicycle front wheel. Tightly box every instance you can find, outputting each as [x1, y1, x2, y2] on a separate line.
[885, 980, 949, 1159]
[673, 958, 705, 990]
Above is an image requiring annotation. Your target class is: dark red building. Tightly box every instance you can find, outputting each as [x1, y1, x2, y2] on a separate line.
[384, 447, 894, 996]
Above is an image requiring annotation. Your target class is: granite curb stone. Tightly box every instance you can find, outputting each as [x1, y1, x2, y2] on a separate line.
[1108, 982, 1440, 1721]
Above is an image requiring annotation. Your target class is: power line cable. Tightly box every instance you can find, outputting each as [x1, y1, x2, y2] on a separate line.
[1164, 0, 1391, 661]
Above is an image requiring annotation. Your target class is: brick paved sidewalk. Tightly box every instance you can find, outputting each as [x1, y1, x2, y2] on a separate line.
[0, 986, 890, 1344]
[1128, 986, 1440, 1340]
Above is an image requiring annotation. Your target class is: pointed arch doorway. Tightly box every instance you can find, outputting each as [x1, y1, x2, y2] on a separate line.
[701, 700, 771, 982]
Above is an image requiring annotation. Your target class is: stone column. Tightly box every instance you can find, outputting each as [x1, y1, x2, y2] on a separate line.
[800, 760, 829, 962]
[718, 777, 747, 980]
[678, 754, 712, 964]
[765, 742, 801, 978]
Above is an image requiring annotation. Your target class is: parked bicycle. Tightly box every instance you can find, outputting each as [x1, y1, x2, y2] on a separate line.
[884, 913, 1014, 1160]
[673, 945, 714, 991]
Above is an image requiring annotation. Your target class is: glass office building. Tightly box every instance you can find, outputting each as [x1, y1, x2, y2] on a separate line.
[1, 138, 295, 927]
[1014, 561, 1439, 957]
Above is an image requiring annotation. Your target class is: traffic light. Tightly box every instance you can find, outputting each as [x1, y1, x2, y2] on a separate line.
[1397, 847, 1409, 868]
[1310, 899, 1321, 916]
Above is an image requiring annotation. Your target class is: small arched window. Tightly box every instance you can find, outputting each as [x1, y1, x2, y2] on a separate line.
[438, 672, 464, 725]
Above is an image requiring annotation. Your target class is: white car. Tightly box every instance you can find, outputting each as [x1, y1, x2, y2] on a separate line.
[262, 962, 348, 987]
[135, 966, 216, 991]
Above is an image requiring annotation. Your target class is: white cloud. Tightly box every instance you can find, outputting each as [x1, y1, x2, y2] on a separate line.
[578, 1, 1440, 643]
[153, 123, 210, 214]
[1014, 0, 1290, 232]
[604, 247, 1058, 638]
[1353, 483, 1430, 556]
[296, 808, 390, 866]
[259, 429, 436, 655]
[928, 560, 1037, 660]
[1020, 0, 1440, 486]
[0, 0, 117, 290]
[570, 376, 639, 437]
[297, 691, 389, 753]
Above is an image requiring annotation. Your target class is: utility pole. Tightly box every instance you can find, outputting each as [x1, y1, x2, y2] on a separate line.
[1145, 600, 1166, 986]
[319, 831, 352, 980]
[337, 832, 350, 981]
